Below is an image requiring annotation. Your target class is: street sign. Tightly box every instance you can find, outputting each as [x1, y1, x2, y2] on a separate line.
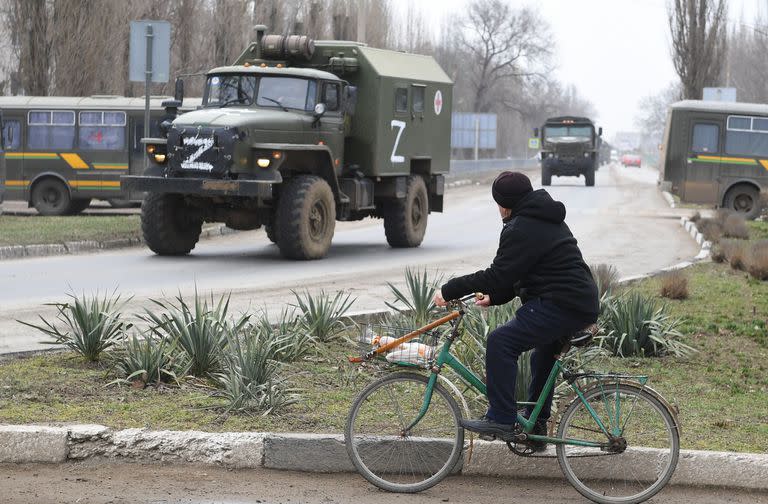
[129, 20, 171, 83]
[528, 137, 540, 149]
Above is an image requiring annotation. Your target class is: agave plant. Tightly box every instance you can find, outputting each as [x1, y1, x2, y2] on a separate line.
[590, 263, 620, 298]
[19, 290, 131, 362]
[386, 267, 444, 327]
[216, 331, 298, 414]
[599, 291, 695, 358]
[109, 332, 180, 387]
[141, 290, 249, 377]
[251, 307, 315, 363]
[292, 289, 355, 342]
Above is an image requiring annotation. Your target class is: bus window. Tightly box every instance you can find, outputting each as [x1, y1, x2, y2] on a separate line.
[28, 110, 75, 150]
[2, 120, 20, 151]
[691, 123, 719, 154]
[79, 111, 126, 150]
[725, 114, 768, 157]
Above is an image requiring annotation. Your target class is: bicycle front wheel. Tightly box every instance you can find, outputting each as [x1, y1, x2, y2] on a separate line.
[556, 382, 680, 504]
[344, 372, 464, 493]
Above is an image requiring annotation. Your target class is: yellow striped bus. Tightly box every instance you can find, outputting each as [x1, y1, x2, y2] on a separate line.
[0, 95, 200, 215]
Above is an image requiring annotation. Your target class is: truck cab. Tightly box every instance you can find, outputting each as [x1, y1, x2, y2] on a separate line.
[537, 116, 600, 187]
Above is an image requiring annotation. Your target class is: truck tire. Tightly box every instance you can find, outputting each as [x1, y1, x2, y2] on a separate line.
[383, 175, 429, 248]
[141, 193, 203, 255]
[723, 184, 762, 220]
[265, 211, 279, 244]
[584, 166, 595, 187]
[31, 177, 71, 216]
[276, 175, 336, 260]
[67, 198, 92, 215]
[541, 165, 552, 186]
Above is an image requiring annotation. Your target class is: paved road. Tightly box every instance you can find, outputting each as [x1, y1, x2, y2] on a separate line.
[0, 164, 697, 353]
[1, 461, 762, 503]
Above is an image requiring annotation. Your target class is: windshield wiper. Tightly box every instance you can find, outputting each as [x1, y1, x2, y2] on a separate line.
[261, 96, 289, 112]
[219, 97, 250, 107]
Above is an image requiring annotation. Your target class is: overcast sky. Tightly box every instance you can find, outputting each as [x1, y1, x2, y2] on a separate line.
[392, 0, 763, 138]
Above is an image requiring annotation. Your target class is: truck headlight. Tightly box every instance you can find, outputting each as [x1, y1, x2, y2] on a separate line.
[154, 153, 167, 163]
[584, 152, 590, 158]
[257, 158, 271, 168]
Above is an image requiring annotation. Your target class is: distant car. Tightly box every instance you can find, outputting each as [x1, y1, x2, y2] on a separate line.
[621, 154, 642, 167]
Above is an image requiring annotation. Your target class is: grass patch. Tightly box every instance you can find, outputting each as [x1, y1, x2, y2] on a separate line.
[748, 220, 768, 240]
[1, 262, 766, 452]
[0, 215, 141, 246]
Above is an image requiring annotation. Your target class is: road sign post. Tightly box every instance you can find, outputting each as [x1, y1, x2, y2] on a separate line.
[129, 20, 171, 168]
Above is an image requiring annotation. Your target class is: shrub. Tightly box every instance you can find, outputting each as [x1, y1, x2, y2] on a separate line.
[711, 244, 727, 263]
[216, 331, 298, 414]
[590, 264, 620, 298]
[18, 290, 131, 362]
[386, 267, 444, 327]
[109, 333, 179, 387]
[690, 211, 701, 223]
[659, 270, 689, 300]
[292, 289, 355, 342]
[724, 240, 747, 270]
[722, 213, 750, 239]
[142, 291, 249, 377]
[251, 307, 315, 363]
[599, 291, 695, 358]
[747, 241, 768, 281]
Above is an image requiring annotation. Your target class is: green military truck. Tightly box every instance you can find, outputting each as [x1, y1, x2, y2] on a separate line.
[535, 116, 602, 186]
[121, 28, 453, 260]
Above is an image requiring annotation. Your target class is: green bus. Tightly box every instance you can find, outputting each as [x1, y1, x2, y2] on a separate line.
[0, 95, 200, 215]
[661, 100, 767, 219]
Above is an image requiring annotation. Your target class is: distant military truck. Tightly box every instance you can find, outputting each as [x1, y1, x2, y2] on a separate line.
[535, 116, 602, 187]
[121, 27, 453, 260]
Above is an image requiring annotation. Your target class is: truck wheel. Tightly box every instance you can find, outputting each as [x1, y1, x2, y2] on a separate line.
[383, 175, 429, 248]
[276, 175, 336, 260]
[67, 198, 92, 215]
[141, 193, 203, 255]
[723, 184, 762, 220]
[541, 166, 552, 186]
[585, 167, 595, 187]
[31, 178, 71, 216]
[265, 211, 279, 244]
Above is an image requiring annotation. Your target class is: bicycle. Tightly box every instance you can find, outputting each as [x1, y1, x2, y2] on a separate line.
[345, 294, 680, 504]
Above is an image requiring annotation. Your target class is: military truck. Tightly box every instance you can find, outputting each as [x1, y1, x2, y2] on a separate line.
[535, 116, 602, 187]
[121, 27, 453, 260]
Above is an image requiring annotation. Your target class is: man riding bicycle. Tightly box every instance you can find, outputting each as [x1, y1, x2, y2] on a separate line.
[434, 171, 599, 443]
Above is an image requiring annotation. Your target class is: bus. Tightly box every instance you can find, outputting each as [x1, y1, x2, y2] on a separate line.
[0, 95, 201, 215]
[661, 100, 767, 219]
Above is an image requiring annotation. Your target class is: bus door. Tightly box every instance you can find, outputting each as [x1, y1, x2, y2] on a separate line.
[2, 115, 25, 201]
[129, 116, 160, 199]
[78, 110, 128, 198]
[684, 116, 722, 203]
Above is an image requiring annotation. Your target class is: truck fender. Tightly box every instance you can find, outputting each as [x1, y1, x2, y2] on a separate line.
[278, 147, 343, 204]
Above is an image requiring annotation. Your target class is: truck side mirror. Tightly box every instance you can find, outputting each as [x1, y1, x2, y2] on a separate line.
[174, 78, 185, 104]
[598, 127, 603, 137]
[533, 127, 539, 137]
[344, 85, 358, 115]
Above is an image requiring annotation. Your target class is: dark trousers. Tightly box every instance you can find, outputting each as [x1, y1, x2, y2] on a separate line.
[485, 298, 595, 424]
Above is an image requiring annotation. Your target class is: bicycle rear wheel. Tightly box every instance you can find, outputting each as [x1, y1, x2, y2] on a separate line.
[556, 382, 679, 504]
[345, 372, 464, 493]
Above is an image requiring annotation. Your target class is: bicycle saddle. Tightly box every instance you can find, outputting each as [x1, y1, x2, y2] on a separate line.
[565, 323, 598, 347]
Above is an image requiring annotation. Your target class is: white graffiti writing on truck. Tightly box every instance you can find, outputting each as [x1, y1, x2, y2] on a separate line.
[181, 136, 215, 171]
[390, 120, 406, 163]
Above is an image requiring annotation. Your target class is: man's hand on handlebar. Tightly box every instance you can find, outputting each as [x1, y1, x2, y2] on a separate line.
[434, 291, 491, 308]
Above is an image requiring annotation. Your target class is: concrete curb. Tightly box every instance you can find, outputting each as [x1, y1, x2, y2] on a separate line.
[662, 190, 677, 209]
[0, 224, 237, 261]
[1, 425, 766, 490]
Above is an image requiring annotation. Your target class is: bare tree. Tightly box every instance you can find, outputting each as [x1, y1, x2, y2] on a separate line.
[668, 0, 728, 100]
[9, 0, 50, 95]
[461, 0, 551, 112]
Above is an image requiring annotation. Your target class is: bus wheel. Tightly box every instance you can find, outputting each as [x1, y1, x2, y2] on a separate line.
[32, 178, 71, 216]
[724, 184, 761, 220]
[67, 198, 92, 215]
[141, 193, 203, 255]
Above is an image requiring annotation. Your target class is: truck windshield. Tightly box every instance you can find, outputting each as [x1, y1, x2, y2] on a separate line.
[205, 74, 257, 107]
[204, 74, 317, 111]
[257, 76, 317, 111]
[545, 126, 593, 139]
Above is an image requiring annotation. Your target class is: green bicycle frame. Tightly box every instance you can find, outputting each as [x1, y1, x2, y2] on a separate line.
[403, 314, 622, 449]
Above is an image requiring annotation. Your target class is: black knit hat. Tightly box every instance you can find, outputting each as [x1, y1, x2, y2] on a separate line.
[492, 171, 533, 209]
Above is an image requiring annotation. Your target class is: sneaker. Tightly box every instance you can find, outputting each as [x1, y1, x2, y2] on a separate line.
[460, 416, 520, 441]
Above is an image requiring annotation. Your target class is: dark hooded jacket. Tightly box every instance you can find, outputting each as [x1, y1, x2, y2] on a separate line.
[441, 189, 599, 318]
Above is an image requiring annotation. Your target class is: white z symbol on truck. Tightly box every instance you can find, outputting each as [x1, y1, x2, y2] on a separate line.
[390, 120, 406, 163]
[181, 136, 215, 171]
